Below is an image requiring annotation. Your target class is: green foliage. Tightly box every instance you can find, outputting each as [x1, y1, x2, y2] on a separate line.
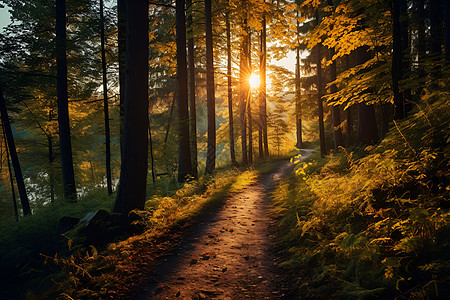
[273, 96, 450, 298]
[0, 188, 115, 298]
[33, 166, 260, 299]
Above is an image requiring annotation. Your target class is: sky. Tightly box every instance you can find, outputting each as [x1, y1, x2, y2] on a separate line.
[0, 5, 10, 30]
[272, 51, 296, 73]
[0, 4, 296, 73]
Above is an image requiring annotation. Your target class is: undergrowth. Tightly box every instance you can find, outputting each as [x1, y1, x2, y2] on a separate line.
[36, 167, 259, 299]
[273, 97, 449, 299]
[0, 189, 115, 299]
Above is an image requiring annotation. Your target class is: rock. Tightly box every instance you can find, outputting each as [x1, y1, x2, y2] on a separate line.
[78, 210, 127, 246]
[79, 210, 109, 225]
[58, 216, 80, 234]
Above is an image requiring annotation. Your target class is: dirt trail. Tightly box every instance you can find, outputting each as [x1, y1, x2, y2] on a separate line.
[133, 150, 312, 300]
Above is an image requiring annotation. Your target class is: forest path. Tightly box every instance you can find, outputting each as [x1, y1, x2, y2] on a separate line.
[133, 150, 313, 300]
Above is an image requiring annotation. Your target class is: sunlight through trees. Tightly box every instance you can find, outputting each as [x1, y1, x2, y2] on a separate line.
[0, 0, 448, 298]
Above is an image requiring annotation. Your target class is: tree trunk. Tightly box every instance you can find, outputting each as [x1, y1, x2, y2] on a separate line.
[328, 49, 343, 150]
[204, 0, 216, 174]
[356, 47, 379, 144]
[118, 0, 126, 159]
[381, 6, 394, 138]
[430, 0, 443, 56]
[240, 19, 248, 166]
[400, 0, 411, 111]
[148, 123, 155, 184]
[56, 0, 77, 202]
[3, 130, 18, 221]
[114, 0, 149, 215]
[187, 0, 198, 178]
[261, 14, 269, 157]
[392, 0, 404, 120]
[47, 109, 55, 204]
[344, 54, 354, 146]
[295, 41, 302, 149]
[226, 10, 237, 166]
[176, 0, 193, 181]
[165, 95, 176, 144]
[327, 0, 342, 152]
[445, 0, 450, 61]
[48, 138, 55, 203]
[346, 105, 353, 146]
[247, 31, 253, 164]
[381, 102, 392, 138]
[0, 85, 31, 216]
[416, 0, 426, 60]
[316, 44, 326, 157]
[259, 20, 265, 157]
[358, 103, 379, 144]
[414, 0, 426, 92]
[100, 0, 112, 195]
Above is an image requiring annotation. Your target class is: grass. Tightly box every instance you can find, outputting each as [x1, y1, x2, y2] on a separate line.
[0, 188, 115, 299]
[272, 96, 450, 298]
[0, 155, 291, 299]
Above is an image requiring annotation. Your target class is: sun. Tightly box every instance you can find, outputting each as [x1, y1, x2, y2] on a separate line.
[249, 73, 260, 89]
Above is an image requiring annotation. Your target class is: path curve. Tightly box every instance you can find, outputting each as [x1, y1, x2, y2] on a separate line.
[133, 150, 313, 300]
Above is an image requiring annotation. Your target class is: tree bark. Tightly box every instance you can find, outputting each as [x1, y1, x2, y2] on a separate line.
[204, 0, 216, 174]
[295, 34, 302, 149]
[358, 103, 379, 144]
[400, 0, 411, 110]
[56, 0, 77, 202]
[3, 128, 19, 221]
[430, 0, 443, 56]
[226, 10, 238, 166]
[416, 0, 426, 60]
[316, 44, 326, 157]
[328, 48, 343, 150]
[48, 109, 55, 203]
[346, 105, 353, 146]
[114, 0, 149, 215]
[247, 31, 253, 164]
[392, 0, 404, 120]
[0, 84, 31, 216]
[187, 0, 198, 178]
[356, 47, 379, 144]
[165, 95, 176, 144]
[118, 0, 126, 159]
[176, 0, 193, 181]
[100, 0, 112, 195]
[414, 0, 426, 89]
[344, 54, 353, 146]
[327, 0, 342, 152]
[445, 0, 450, 61]
[240, 19, 248, 165]
[148, 123, 155, 184]
[261, 14, 269, 157]
[259, 20, 265, 157]
[381, 102, 392, 138]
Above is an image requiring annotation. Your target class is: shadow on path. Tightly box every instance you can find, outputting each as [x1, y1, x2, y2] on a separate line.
[131, 150, 313, 300]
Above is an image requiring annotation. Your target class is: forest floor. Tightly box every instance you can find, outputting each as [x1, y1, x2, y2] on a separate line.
[129, 150, 313, 300]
